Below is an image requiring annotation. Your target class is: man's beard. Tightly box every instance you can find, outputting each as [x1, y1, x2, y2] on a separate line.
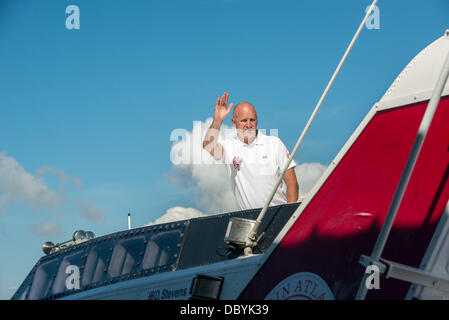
[237, 128, 257, 144]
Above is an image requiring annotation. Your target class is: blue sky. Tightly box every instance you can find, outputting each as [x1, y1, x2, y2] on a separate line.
[1, 0, 448, 299]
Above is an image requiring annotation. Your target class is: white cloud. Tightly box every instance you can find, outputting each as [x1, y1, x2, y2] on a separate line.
[0, 151, 106, 233]
[30, 220, 65, 238]
[145, 206, 205, 225]
[294, 162, 328, 197]
[75, 198, 106, 223]
[168, 118, 238, 214]
[36, 166, 83, 189]
[169, 162, 238, 214]
[0, 152, 61, 212]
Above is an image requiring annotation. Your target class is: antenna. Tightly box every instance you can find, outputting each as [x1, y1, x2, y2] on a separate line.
[128, 212, 131, 230]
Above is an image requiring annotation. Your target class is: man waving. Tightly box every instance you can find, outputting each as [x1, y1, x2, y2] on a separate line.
[203, 92, 299, 210]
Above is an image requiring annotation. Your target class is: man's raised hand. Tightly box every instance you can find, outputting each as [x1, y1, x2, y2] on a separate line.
[214, 92, 233, 123]
[203, 92, 232, 160]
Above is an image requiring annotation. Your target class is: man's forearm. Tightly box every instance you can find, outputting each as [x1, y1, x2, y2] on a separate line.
[203, 119, 224, 159]
[203, 119, 222, 148]
[283, 168, 299, 203]
[285, 171, 299, 203]
[286, 182, 299, 203]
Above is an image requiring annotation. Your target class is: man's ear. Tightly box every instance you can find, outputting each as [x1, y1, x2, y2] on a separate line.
[231, 117, 237, 128]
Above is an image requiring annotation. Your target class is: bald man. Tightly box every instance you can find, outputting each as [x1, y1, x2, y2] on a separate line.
[203, 92, 299, 210]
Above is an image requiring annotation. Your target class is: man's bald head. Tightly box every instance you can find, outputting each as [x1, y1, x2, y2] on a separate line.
[233, 102, 257, 120]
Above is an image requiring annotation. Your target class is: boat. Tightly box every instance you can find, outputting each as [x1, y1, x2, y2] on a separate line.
[10, 26, 449, 300]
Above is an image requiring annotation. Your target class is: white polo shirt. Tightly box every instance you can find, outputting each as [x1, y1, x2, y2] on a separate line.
[219, 131, 296, 210]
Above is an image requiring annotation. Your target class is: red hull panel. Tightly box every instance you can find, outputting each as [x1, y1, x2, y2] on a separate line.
[240, 97, 449, 300]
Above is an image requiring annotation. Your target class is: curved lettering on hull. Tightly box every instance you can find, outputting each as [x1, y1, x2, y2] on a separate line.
[265, 272, 334, 300]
